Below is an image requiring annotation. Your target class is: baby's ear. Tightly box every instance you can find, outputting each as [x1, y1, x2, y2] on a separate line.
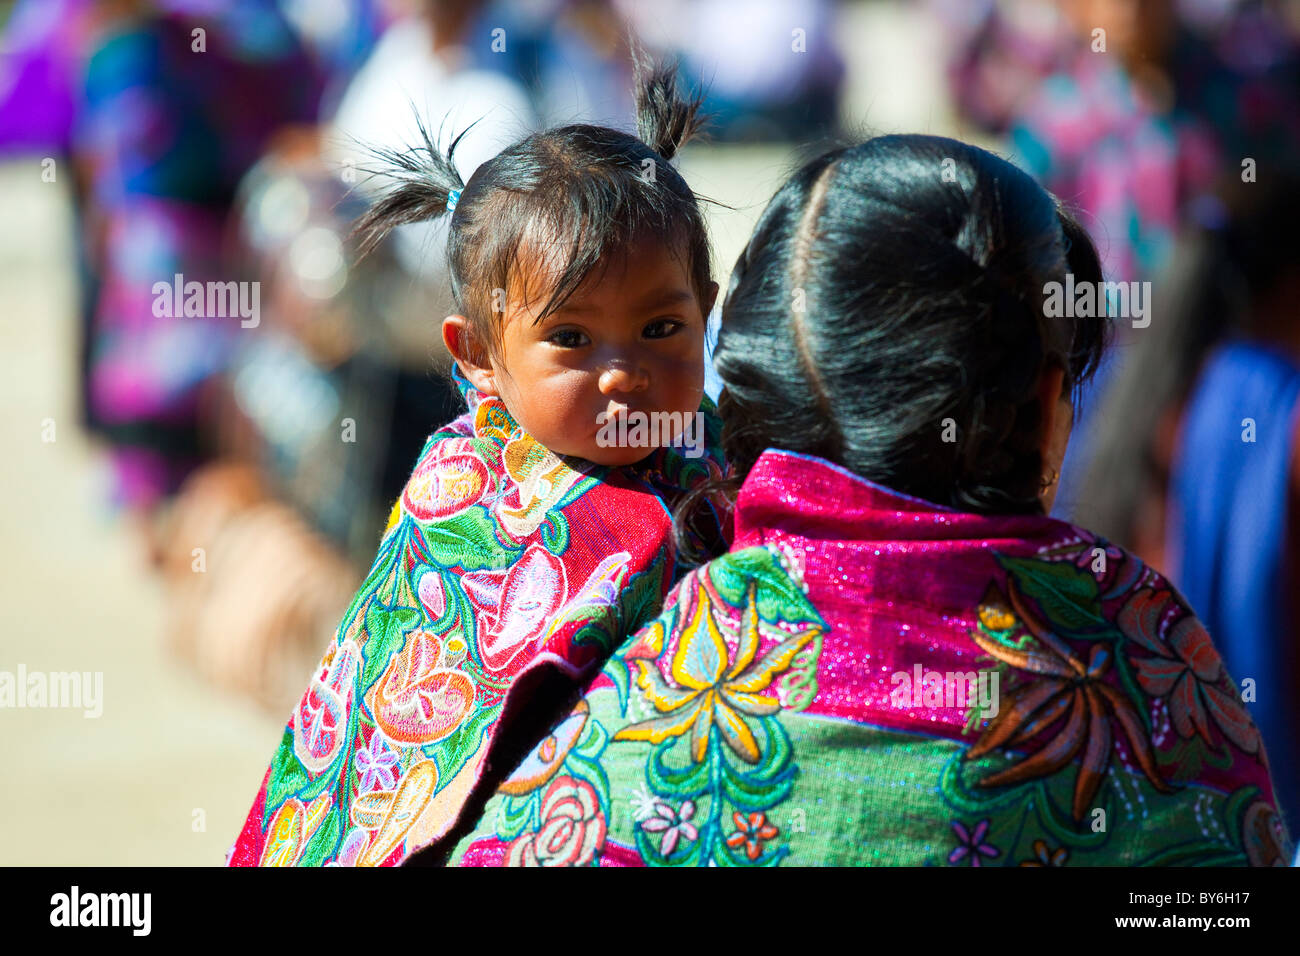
[441, 315, 496, 394]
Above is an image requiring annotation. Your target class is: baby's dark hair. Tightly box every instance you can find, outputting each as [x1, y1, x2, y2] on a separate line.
[699, 134, 1109, 523]
[351, 53, 714, 360]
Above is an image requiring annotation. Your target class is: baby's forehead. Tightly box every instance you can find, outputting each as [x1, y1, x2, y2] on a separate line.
[503, 231, 694, 322]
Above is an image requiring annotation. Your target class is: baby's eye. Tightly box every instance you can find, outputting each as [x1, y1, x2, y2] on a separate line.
[547, 328, 590, 349]
[643, 319, 684, 340]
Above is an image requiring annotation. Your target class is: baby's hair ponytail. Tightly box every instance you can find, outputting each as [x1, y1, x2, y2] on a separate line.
[348, 113, 474, 260]
[632, 47, 707, 163]
[345, 59, 717, 362]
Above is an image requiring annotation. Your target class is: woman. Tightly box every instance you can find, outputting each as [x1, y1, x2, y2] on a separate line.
[441, 135, 1292, 866]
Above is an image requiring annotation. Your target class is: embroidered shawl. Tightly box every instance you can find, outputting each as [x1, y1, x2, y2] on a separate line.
[449, 448, 1294, 866]
[226, 377, 725, 866]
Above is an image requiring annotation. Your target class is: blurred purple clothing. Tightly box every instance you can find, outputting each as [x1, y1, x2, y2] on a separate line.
[0, 0, 94, 152]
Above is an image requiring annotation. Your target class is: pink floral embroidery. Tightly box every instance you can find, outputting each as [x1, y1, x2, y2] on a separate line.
[461, 544, 568, 673]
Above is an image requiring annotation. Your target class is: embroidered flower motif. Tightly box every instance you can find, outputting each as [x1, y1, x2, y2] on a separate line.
[1120, 588, 1260, 756]
[461, 543, 569, 673]
[353, 732, 399, 793]
[417, 571, 447, 621]
[1019, 839, 1068, 867]
[506, 775, 607, 867]
[1038, 529, 1139, 595]
[1242, 800, 1290, 867]
[365, 630, 476, 744]
[948, 819, 1000, 866]
[725, 811, 779, 861]
[628, 783, 656, 823]
[641, 800, 698, 857]
[293, 639, 362, 774]
[615, 580, 821, 763]
[259, 793, 331, 867]
[967, 578, 1173, 820]
[401, 441, 491, 522]
[539, 551, 632, 645]
[494, 432, 589, 541]
[498, 701, 589, 796]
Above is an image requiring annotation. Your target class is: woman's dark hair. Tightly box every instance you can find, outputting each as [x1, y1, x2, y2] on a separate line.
[681, 134, 1108, 547]
[350, 51, 714, 359]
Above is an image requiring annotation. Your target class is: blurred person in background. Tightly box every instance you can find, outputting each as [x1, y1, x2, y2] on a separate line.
[328, 0, 537, 279]
[0, 0, 106, 442]
[320, 0, 540, 544]
[935, 0, 1074, 137]
[942, 1, 1300, 537]
[68, 0, 324, 538]
[943, 0, 1300, 283]
[1009, 0, 1299, 283]
[621, 0, 846, 145]
[0, 0, 382, 464]
[1077, 171, 1300, 837]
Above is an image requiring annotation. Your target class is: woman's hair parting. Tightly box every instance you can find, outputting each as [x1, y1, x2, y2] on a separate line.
[692, 134, 1109, 527]
[350, 50, 714, 361]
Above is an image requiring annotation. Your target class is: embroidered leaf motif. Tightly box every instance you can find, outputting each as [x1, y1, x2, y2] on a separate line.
[424, 507, 516, 571]
[263, 729, 310, 828]
[708, 547, 817, 626]
[998, 555, 1109, 637]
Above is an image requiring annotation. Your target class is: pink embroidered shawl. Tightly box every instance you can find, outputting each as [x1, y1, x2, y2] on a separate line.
[447, 448, 1294, 866]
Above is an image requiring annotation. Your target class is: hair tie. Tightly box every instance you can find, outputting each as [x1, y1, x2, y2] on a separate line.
[447, 188, 462, 212]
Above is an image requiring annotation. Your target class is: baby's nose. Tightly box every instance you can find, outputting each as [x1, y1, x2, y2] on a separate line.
[598, 361, 649, 394]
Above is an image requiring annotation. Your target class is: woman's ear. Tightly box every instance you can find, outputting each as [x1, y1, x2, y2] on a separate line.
[1035, 362, 1072, 510]
[441, 315, 497, 395]
[702, 280, 720, 318]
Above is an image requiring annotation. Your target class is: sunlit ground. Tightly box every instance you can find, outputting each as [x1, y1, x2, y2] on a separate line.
[0, 160, 288, 864]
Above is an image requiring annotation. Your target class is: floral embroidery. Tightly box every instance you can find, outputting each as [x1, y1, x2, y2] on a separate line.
[365, 630, 476, 745]
[641, 800, 698, 857]
[1119, 588, 1260, 756]
[506, 775, 607, 867]
[325, 827, 369, 867]
[293, 639, 362, 775]
[967, 577, 1172, 821]
[1019, 839, 1068, 867]
[725, 811, 780, 861]
[1242, 800, 1290, 867]
[353, 733, 399, 793]
[948, 819, 1000, 866]
[461, 544, 569, 673]
[227, 378, 726, 867]
[402, 445, 492, 523]
[615, 579, 819, 764]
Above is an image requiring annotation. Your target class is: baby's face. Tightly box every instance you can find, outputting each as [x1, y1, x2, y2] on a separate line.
[488, 237, 713, 467]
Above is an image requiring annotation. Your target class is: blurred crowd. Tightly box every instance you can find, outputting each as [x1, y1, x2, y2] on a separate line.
[2, 0, 1299, 826]
[0, 0, 849, 709]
